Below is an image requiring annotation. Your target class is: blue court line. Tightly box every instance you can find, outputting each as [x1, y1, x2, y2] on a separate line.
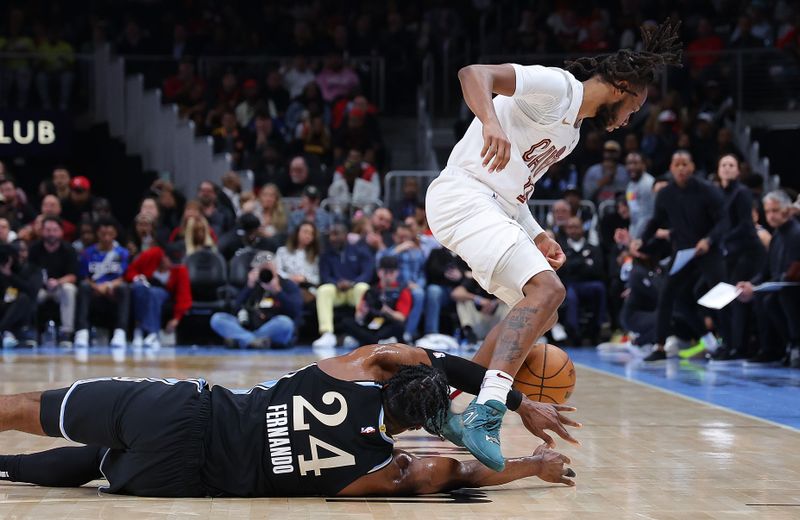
[566, 348, 800, 431]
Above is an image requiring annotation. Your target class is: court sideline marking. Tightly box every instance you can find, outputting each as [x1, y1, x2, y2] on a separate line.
[575, 362, 800, 434]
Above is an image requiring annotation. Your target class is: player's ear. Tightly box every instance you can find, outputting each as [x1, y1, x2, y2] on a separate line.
[614, 81, 631, 98]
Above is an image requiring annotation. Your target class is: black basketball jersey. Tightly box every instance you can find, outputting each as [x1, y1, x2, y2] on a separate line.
[202, 364, 395, 497]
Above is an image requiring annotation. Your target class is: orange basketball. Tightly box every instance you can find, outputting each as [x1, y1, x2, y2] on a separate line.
[513, 343, 576, 404]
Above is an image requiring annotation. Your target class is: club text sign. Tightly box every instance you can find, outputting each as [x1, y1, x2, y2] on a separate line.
[0, 111, 71, 156]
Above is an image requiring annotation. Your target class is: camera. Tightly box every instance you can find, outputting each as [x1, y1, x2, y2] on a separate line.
[259, 268, 274, 285]
[363, 290, 386, 314]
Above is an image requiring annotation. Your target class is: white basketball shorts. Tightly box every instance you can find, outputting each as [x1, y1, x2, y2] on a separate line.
[425, 166, 552, 307]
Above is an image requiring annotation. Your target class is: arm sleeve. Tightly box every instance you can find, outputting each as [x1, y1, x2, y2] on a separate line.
[394, 288, 413, 317]
[235, 286, 253, 308]
[68, 249, 80, 277]
[726, 188, 754, 245]
[277, 281, 304, 321]
[422, 349, 523, 411]
[306, 258, 319, 286]
[630, 178, 655, 239]
[78, 251, 89, 279]
[414, 251, 427, 287]
[124, 253, 145, 282]
[319, 254, 334, 285]
[641, 189, 667, 245]
[169, 265, 193, 321]
[375, 246, 390, 268]
[511, 64, 570, 100]
[706, 186, 729, 247]
[353, 247, 375, 284]
[117, 249, 129, 278]
[582, 167, 600, 200]
[275, 248, 290, 279]
[516, 204, 545, 240]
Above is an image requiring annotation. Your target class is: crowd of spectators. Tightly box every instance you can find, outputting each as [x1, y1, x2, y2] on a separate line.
[4, 148, 793, 370]
[1, 1, 799, 369]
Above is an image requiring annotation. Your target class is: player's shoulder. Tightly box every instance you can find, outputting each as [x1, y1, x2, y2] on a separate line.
[513, 63, 576, 82]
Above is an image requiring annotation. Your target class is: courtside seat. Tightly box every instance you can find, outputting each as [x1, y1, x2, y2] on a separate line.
[185, 249, 229, 315]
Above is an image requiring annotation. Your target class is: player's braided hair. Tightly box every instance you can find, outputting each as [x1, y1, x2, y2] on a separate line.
[381, 364, 450, 437]
[565, 19, 683, 95]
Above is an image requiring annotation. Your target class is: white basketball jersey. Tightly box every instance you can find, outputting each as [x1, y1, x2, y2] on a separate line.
[446, 64, 584, 206]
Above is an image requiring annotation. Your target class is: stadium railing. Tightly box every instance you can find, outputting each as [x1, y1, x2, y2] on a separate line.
[383, 170, 601, 243]
[383, 170, 439, 210]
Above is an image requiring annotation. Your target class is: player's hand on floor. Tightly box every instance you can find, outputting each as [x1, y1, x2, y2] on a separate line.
[516, 398, 581, 448]
[533, 443, 576, 486]
[481, 122, 511, 173]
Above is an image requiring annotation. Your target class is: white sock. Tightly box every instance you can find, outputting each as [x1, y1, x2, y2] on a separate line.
[702, 332, 719, 353]
[476, 369, 514, 405]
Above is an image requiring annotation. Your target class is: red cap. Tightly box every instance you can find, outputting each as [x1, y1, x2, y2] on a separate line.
[243, 79, 258, 90]
[70, 176, 91, 191]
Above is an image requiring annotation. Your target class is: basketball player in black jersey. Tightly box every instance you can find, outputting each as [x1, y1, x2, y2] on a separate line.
[0, 343, 579, 497]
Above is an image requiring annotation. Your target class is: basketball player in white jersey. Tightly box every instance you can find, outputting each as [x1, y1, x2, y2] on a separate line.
[425, 21, 682, 471]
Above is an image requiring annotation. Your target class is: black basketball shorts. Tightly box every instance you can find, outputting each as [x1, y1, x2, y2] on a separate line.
[39, 377, 211, 497]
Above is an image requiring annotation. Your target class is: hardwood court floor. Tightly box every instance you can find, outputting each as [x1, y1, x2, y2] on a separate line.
[0, 349, 799, 519]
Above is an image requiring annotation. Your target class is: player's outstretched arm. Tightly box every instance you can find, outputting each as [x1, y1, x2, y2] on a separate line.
[319, 344, 581, 447]
[338, 444, 575, 496]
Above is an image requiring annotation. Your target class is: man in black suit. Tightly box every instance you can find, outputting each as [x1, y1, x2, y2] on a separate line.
[639, 151, 728, 361]
[559, 217, 607, 344]
[736, 190, 800, 367]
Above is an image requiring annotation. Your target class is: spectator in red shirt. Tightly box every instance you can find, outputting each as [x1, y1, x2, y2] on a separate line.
[162, 58, 205, 105]
[686, 18, 723, 75]
[328, 148, 380, 205]
[125, 246, 192, 348]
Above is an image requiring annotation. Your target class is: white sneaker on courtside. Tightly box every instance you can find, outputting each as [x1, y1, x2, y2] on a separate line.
[73, 329, 90, 348]
[110, 329, 127, 348]
[143, 332, 161, 350]
[312, 332, 337, 348]
[132, 328, 143, 348]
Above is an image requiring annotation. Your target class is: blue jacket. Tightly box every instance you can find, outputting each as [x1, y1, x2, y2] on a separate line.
[319, 242, 375, 285]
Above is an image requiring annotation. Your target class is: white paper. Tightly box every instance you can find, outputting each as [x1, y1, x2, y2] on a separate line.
[669, 248, 696, 276]
[753, 281, 800, 293]
[698, 282, 742, 310]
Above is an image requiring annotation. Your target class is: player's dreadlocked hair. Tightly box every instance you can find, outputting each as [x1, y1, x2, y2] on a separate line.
[381, 364, 450, 437]
[565, 19, 683, 95]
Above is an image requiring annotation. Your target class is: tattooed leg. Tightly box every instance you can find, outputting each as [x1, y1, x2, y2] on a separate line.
[486, 271, 566, 376]
[472, 310, 558, 368]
